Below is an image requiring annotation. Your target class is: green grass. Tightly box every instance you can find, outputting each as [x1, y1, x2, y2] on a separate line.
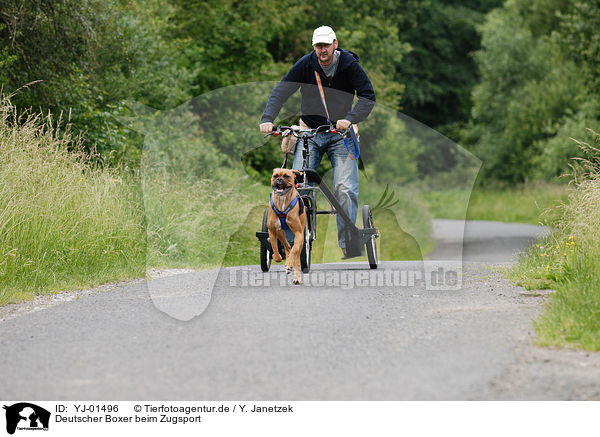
[534, 261, 600, 351]
[509, 133, 600, 350]
[8, 89, 575, 310]
[0, 92, 571, 317]
[511, 229, 600, 350]
[143, 167, 269, 270]
[0, 99, 147, 304]
[421, 182, 568, 225]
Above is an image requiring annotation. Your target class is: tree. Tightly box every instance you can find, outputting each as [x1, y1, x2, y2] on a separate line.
[466, 0, 598, 184]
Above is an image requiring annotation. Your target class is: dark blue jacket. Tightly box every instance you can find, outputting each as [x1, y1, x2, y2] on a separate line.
[261, 49, 376, 128]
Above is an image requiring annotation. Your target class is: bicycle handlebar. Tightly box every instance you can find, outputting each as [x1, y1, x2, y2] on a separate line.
[266, 124, 351, 169]
[264, 124, 348, 139]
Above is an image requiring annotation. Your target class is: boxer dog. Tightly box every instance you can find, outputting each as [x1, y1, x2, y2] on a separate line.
[268, 168, 306, 284]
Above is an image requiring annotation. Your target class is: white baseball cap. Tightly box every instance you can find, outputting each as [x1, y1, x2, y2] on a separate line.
[312, 26, 336, 45]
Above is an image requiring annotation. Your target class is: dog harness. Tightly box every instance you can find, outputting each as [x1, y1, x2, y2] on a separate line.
[270, 193, 304, 231]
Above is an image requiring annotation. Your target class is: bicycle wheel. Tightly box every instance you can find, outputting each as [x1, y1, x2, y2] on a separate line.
[260, 208, 271, 272]
[362, 205, 378, 269]
[300, 217, 311, 273]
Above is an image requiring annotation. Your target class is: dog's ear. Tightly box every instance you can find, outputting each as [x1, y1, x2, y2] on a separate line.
[292, 169, 303, 184]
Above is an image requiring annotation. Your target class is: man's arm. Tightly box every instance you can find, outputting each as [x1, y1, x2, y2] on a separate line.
[344, 63, 376, 124]
[261, 58, 306, 127]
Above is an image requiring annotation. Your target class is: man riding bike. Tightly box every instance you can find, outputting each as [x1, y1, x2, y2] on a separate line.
[260, 25, 376, 257]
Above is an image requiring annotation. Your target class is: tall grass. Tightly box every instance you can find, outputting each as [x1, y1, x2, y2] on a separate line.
[144, 167, 269, 269]
[510, 130, 600, 350]
[0, 95, 278, 304]
[0, 96, 146, 304]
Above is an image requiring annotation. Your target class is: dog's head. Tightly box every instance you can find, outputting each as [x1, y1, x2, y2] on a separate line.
[271, 168, 302, 196]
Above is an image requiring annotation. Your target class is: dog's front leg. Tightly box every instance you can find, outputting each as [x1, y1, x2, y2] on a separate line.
[268, 228, 283, 262]
[289, 228, 305, 284]
[283, 237, 294, 274]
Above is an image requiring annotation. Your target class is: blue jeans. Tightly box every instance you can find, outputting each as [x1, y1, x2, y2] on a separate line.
[292, 131, 359, 249]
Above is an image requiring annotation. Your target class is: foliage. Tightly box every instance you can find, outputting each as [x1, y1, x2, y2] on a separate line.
[1, 0, 512, 183]
[395, 0, 501, 129]
[0, 0, 193, 166]
[466, 0, 600, 184]
[361, 109, 424, 184]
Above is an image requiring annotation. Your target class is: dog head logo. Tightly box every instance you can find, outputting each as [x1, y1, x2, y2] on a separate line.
[115, 85, 479, 320]
[3, 403, 50, 435]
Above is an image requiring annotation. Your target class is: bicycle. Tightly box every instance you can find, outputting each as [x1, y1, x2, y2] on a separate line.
[256, 124, 379, 273]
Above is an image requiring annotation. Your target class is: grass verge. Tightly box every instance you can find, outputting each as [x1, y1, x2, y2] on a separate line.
[509, 131, 600, 351]
[0, 98, 147, 304]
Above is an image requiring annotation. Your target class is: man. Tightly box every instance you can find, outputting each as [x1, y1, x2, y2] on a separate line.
[260, 25, 376, 257]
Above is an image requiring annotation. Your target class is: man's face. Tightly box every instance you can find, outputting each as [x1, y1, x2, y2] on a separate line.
[313, 40, 338, 66]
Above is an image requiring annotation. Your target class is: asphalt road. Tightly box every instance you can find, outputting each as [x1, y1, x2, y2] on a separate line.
[1, 220, 599, 400]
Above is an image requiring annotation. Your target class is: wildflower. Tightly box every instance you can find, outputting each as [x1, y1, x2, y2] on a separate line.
[546, 264, 550, 271]
[569, 235, 574, 241]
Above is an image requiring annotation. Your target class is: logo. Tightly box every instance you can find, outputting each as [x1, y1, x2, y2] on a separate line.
[3, 403, 50, 435]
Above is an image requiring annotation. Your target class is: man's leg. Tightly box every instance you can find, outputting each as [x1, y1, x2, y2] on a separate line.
[327, 135, 359, 251]
[292, 137, 322, 173]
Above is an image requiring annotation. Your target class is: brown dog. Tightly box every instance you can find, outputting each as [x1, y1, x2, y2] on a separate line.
[268, 168, 306, 284]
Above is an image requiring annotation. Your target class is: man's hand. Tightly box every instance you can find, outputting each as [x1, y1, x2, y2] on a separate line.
[260, 122, 274, 133]
[336, 119, 351, 130]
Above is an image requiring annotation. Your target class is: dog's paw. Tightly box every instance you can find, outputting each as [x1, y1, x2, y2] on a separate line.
[285, 265, 293, 274]
[273, 253, 282, 263]
[293, 277, 302, 285]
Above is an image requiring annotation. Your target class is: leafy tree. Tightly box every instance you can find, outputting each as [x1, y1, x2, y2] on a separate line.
[0, 0, 194, 164]
[553, 1, 600, 92]
[466, 0, 598, 184]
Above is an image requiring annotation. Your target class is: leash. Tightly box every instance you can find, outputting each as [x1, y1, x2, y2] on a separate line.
[314, 70, 360, 161]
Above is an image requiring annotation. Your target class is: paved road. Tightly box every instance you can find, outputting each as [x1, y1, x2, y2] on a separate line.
[427, 219, 551, 261]
[1, 220, 599, 400]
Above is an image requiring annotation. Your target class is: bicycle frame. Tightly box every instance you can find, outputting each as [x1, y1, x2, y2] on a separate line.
[289, 127, 376, 258]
